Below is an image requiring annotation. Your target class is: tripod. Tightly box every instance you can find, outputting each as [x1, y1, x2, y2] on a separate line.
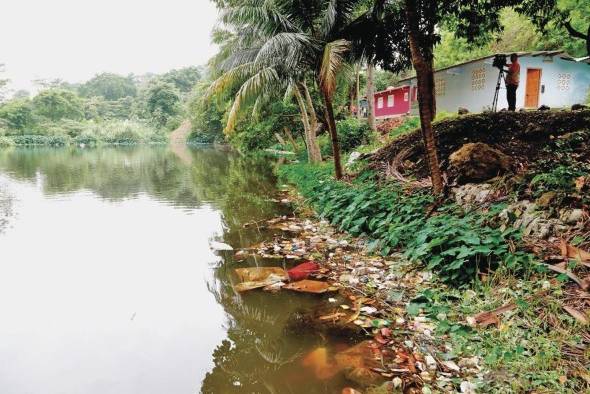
[492, 68, 506, 112]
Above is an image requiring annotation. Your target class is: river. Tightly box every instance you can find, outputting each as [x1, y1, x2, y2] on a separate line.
[0, 145, 353, 394]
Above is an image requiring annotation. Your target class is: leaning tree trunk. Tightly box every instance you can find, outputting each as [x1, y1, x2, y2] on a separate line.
[405, 0, 443, 194]
[320, 90, 343, 180]
[294, 86, 320, 163]
[301, 81, 322, 162]
[366, 63, 377, 131]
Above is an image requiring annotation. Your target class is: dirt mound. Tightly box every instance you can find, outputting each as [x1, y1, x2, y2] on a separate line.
[370, 110, 590, 179]
[449, 142, 512, 183]
[376, 117, 406, 134]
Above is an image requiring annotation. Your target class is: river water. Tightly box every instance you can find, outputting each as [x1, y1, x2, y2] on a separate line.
[0, 145, 353, 394]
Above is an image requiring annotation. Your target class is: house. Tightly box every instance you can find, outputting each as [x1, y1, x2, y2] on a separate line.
[373, 85, 412, 119]
[397, 51, 590, 114]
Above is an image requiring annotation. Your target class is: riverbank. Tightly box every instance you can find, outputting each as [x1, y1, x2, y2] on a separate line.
[0, 119, 168, 147]
[271, 112, 590, 393]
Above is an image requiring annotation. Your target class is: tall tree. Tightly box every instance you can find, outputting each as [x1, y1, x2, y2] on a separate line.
[517, 0, 590, 56]
[366, 64, 376, 132]
[79, 73, 137, 101]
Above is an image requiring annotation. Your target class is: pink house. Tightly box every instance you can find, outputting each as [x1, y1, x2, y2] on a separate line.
[373, 85, 412, 119]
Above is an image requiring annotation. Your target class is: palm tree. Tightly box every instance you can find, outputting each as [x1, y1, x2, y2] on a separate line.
[206, 2, 323, 164]
[208, 0, 375, 179]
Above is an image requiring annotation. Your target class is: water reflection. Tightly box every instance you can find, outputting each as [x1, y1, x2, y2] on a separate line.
[0, 146, 347, 394]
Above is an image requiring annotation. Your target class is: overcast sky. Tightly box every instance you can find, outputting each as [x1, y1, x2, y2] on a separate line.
[1, 0, 219, 93]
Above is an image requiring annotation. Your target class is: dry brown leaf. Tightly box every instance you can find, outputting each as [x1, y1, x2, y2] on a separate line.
[544, 263, 590, 291]
[235, 267, 288, 282]
[283, 279, 330, 294]
[560, 239, 590, 262]
[472, 302, 516, 328]
[575, 176, 587, 192]
[563, 305, 589, 325]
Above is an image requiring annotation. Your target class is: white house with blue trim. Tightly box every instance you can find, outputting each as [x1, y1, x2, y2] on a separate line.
[398, 51, 590, 114]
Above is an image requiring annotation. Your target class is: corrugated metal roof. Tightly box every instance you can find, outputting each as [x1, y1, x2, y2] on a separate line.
[397, 51, 588, 83]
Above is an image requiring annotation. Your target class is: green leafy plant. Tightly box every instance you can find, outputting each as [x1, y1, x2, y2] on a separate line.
[280, 163, 534, 285]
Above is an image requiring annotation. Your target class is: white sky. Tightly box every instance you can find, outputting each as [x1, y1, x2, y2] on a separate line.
[1, 0, 219, 93]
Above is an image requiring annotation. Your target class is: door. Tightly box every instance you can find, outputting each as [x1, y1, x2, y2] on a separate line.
[525, 69, 541, 108]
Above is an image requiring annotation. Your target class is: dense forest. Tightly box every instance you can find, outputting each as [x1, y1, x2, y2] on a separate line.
[0, 66, 201, 146]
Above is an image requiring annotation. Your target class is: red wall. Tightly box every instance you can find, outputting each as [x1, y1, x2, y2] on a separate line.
[374, 86, 411, 118]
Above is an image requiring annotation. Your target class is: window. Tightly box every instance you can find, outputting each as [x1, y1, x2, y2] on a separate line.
[435, 77, 446, 96]
[557, 73, 571, 91]
[387, 94, 394, 107]
[377, 97, 384, 109]
[404, 92, 409, 101]
[471, 67, 486, 91]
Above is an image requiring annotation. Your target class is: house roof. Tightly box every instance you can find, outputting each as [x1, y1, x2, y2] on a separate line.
[373, 85, 410, 96]
[397, 50, 588, 83]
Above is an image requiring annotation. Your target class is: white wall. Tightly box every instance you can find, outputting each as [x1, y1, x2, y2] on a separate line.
[407, 55, 590, 114]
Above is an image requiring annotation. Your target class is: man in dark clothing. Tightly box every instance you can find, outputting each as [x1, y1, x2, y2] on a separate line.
[505, 53, 520, 111]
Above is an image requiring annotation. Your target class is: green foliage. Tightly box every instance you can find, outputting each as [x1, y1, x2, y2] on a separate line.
[280, 163, 534, 285]
[389, 116, 420, 139]
[83, 96, 135, 120]
[187, 82, 226, 143]
[0, 136, 15, 148]
[10, 134, 71, 147]
[229, 101, 300, 151]
[0, 99, 34, 133]
[79, 73, 137, 101]
[143, 81, 181, 127]
[158, 67, 202, 93]
[336, 118, 373, 152]
[433, 111, 458, 123]
[525, 130, 590, 197]
[530, 165, 589, 197]
[32, 89, 84, 121]
[0, 120, 164, 147]
[74, 120, 166, 145]
[406, 208, 532, 283]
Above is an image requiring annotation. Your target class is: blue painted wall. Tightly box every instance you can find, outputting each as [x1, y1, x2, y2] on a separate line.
[405, 55, 590, 114]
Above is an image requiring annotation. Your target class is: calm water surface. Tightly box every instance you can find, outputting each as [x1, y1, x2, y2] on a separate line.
[0, 146, 350, 394]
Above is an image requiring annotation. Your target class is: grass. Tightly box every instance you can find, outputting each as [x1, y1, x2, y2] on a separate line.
[413, 269, 589, 393]
[0, 119, 167, 147]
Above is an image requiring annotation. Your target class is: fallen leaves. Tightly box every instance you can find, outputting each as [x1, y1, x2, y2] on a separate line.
[563, 305, 589, 325]
[470, 302, 517, 328]
[283, 279, 331, 294]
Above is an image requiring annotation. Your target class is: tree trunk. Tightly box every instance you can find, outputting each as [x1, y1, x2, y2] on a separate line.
[356, 68, 362, 120]
[284, 127, 299, 152]
[301, 81, 322, 162]
[564, 21, 590, 56]
[366, 63, 376, 131]
[320, 89, 343, 180]
[294, 86, 319, 163]
[405, 0, 443, 194]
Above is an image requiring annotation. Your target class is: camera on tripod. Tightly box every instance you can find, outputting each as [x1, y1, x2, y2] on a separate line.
[491, 54, 508, 112]
[492, 54, 507, 70]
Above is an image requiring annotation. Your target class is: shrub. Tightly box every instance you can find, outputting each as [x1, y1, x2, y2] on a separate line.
[336, 118, 373, 152]
[11, 134, 71, 146]
[0, 136, 15, 148]
[280, 163, 533, 285]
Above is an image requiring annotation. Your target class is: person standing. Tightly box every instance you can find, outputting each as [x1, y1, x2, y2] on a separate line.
[505, 53, 520, 111]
